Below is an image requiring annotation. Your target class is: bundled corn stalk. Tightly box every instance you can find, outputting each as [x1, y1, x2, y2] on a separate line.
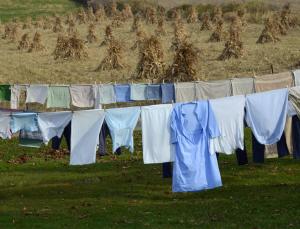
[212, 6, 223, 24]
[131, 30, 147, 50]
[28, 32, 45, 52]
[155, 17, 167, 36]
[53, 33, 88, 60]
[67, 17, 76, 35]
[96, 38, 124, 71]
[2, 23, 19, 42]
[87, 7, 96, 22]
[77, 8, 87, 24]
[187, 6, 198, 23]
[22, 17, 32, 30]
[200, 12, 212, 31]
[135, 35, 165, 80]
[145, 7, 157, 24]
[280, 3, 296, 29]
[122, 3, 133, 19]
[237, 8, 247, 26]
[157, 6, 166, 18]
[171, 20, 188, 50]
[18, 33, 30, 50]
[111, 15, 123, 28]
[53, 16, 64, 33]
[131, 15, 141, 32]
[219, 22, 243, 60]
[208, 19, 225, 42]
[87, 23, 98, 43]
[65, 13, 74, 25]
[34, 17, 44, 29]
[169, 8, 181, 22]
[95, 5, 106, 22]
[273, 13, 287, 35]
[257, 16, 280, 43]
[108, 1, 119, 18]
[100, 25, 113, 46]
[165, 41, 200, 82]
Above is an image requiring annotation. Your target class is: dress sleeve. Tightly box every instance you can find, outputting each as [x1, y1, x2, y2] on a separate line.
[208, 101, 220, 139]
[170, 109, 178, 144]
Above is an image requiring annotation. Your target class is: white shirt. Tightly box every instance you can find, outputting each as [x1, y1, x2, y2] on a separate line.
[70, 109, 105, 165]
[209, 95, 245, 155]
[141, 104, 174, 164]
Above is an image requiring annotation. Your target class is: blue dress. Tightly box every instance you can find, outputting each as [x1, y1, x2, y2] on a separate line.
[171, 101, 222, 192]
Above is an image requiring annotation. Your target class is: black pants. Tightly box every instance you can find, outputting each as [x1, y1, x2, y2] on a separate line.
[52, 122, 71, 151]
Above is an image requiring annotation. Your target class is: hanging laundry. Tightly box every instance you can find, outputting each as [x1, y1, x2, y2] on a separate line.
[245, 88, 288, 145]
[292, 115, 300, 159]
[11, 113, 39, 133]
[70, 109, 105, 165]
[161, 83, 175, 104]
[26, 85, 48, 104]
[130, 84, 147, 101]
[293, 69, 300, 86]
[37, 111, 73, 144]
[0, 112, 12, 139]
[11, 85, 25, 109]
[209, 95, 245, 155]
[52, 122, 71, 151]
[0, 85, 11, 101]
[94, 84, 116, 106]
[171, 101, 222, 192]
[231, 78, 254, 95]
[19, 130, 43, 148]
[69, 85, 95, 108]
[141, 104, 174, 164]
[289, 87, 300, 117]
[146, 84, 161, 100]
[105, 106, 140, 153]
[254, 72, 293, 92]
[114, 84, 131, 102]
[47, 86, 71, 109]
[195, 80, 232, 100]
[175, 82, 196, 103]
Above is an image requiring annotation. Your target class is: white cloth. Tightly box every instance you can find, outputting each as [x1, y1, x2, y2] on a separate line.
[0, 112, 12, 139]
[195, 80, 232, 100]
[141, 104, 174, 164]
[26, 85, 48, 104]
[209, 95, 245, 155]
[175, 83, 196, 103]
[10, 85, 24, 109]
[38, 111, 73, 144]
[231, 78, 254, 95]
[293, 69, 300, 86]
[70, 109, 105, 165]
[70, 85, 95, 108]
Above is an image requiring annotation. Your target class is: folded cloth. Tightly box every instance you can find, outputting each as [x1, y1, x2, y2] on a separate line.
[130, 84, 147, 101]
[161, 83, 175, 104]
[146, 84, 161, 100]
[11, 113, 39, 133]
[175, 82, 196, 103]
[38, 111, 73, 144]
[114, 84, 131, 102]
[69, 85, 95, 108]
[70, 109, 105, 165]
[0, 85, 11, 101]
[231, 78, 254, 95]
[293, 69, 300, 86]
[47, 86, 71, 109]
[254, 72, 294, 92]
[0, 112, 12, 139]
[195, 80, 232, 100]
[26, 85, 48, 104]
[246, 88, 288, 145]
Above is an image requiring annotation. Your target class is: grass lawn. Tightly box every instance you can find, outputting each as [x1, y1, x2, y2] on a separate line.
[0, 130, 300, 228]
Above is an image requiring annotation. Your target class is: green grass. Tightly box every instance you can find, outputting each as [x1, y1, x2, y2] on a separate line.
[0, 130, 300, 228]
[0, 0, 81, 22]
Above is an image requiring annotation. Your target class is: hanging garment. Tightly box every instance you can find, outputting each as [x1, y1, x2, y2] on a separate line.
[293, 69, 300, 86]
[0, 112, 12, 139]
[146, 84, 161, 100]
[245, 89, 288, 145]
[171, 101, 222, 192]
[285, 117, 293, 154]
[141, 104, 174, 164]
[52, 122, 71, 151]
[289, 87, 300, 117]
[114, 84, 131, 102]
[98, 120, 122, 156]
[11, 113, 39, 133]
[195, 80, 232, 100]
[70, 109, 105, 165]
[105, 107, 140, 153]
[292, 115, 300, 159]
[235, 146, 248, 165]
[209, 95, 245, 155]
[47, 86, 71, 109]
[161, 83, 175, 104]
[252, 132, 265, 163]
[0, 85, 11, 101]
[26, 85, 48, 104]
[231, 78, 255, 95]
[254, 72, 294, 92]
[38, 111, 73, 144]
[11, 85, 25, 109]
[130, 84, 147, 101]
[175, 82, 196, 103]
[69, 85, 95, 108]
[19, 130, 43, 148]
[94, 84, 117, 106]
[162, 162, 173, 178]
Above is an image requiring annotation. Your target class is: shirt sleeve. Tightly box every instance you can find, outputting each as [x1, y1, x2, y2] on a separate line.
[208, 101, 220, 139]
[170, 110, 178, 144]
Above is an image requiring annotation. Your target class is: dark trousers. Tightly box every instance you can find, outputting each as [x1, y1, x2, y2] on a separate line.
[292, 115, 300, 159]
[162, 162, 172, 178]
[52, 122, 71, 151]
[99, 120, 121, 156]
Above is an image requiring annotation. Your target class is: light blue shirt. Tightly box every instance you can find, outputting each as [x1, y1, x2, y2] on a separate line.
[130, 84, 147, 101]
[245, 88, 288, 145]
[11, 113, 39, 133]
[105, 107, 141, 153]
[171, 101, 222, 192]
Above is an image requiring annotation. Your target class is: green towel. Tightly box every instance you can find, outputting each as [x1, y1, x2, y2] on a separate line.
[47, 86, 71, 109]
[0, 85, 11, 101]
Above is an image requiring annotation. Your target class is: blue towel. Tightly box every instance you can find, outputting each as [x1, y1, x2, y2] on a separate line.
[114, 84, 131, 102]
[146, 84, 161, 100]
[11, 113, 39, 133]
[130, 84, 147, 101]
[161, 83, 175, 103]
